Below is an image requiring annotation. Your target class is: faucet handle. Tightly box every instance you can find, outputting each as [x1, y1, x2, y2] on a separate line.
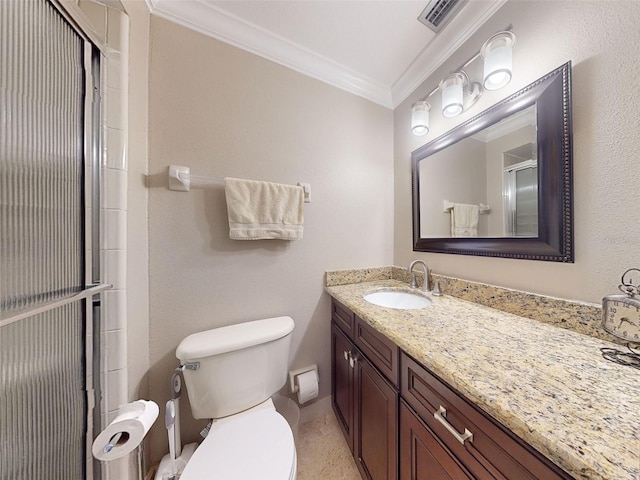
[432, 280, 442, 296]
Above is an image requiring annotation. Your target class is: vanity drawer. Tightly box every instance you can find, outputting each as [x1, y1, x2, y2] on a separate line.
[401, 352, 570, 480]
[332, 299, 355, 336]
[400, 400, 474, 480]
[355, 316, 399, 388]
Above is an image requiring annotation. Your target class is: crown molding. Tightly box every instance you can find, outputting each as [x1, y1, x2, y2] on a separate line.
[471, 105, 536, 143]
[146, 0, 507, 110]
[391, 0, 508, 108]
[146, 0, 393, 108]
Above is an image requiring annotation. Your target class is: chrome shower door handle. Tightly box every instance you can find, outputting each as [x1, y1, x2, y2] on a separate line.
[433, 406, 473, 445]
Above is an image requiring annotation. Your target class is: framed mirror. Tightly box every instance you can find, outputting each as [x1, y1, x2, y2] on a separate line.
[411, 62, 573, 262]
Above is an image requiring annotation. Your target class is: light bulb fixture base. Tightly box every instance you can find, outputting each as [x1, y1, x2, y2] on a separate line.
[465, 82, 482, 110]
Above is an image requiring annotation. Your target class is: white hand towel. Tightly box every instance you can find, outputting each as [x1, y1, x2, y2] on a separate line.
[224, 177, 304, 240]
[450, 203, 479, 237]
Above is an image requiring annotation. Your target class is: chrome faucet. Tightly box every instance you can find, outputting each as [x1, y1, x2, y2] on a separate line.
[407, 260, 430, 292]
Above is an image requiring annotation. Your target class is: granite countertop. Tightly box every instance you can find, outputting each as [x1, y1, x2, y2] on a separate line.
[325, 279, 640, 480]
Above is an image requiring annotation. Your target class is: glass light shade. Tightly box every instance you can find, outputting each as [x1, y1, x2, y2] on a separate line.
[411, 101, 430, 136]
[439, 73, 465, 118]
[481, 31, 516, 91]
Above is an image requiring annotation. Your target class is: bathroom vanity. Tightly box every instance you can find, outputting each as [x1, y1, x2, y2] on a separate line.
[326, 271, 640, 480]
[331, 300, 399, 479]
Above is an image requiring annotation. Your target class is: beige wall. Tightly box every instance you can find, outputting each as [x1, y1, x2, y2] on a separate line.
[146, 16, 394, 462]
[419, 137, 487, 236]
[395, 0, 640, 303]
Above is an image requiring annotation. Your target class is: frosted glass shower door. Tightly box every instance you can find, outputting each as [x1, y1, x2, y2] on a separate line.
[0, 1, 103, 478]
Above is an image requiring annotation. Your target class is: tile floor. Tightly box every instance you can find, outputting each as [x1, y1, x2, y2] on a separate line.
[296, 400, 360, 480]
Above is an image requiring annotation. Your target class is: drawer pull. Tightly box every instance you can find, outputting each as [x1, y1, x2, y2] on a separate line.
[434, 406, 474, 445]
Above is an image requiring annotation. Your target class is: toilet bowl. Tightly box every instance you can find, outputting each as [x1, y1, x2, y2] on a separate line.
[175, 316, 297, 479]
[180, 399, 296, 480]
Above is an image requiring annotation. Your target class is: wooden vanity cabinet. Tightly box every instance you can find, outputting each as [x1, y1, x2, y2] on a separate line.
[333, 298, 355, 337]
[400, 400, 474, 480]
[353, 313, 399, 387]
[330, 299, 573, 480]
[401, 353, 572, 480]
[354, 349, 398, 480]
[331, 300, 399, 480]
[332, 322, 355, 451]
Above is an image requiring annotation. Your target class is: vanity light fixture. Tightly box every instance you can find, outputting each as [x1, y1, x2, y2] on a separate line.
[439, 71, 481, 118]
[481, 31, 516, 91]
[439, 73, 464, 117]
[411, 100, 431, 136]
[411, 27, 515, 136]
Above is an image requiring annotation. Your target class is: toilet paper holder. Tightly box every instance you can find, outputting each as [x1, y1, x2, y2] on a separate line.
[288, 365, 318, 394]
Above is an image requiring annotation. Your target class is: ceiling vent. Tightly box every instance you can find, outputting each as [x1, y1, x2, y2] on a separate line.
[418, 0, 468, 33]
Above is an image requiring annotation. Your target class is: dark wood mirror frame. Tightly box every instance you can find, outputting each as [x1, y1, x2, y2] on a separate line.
[412, 62, 573, 262]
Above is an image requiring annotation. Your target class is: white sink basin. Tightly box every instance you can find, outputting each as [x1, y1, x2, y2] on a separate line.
[364, 289, 432, 310]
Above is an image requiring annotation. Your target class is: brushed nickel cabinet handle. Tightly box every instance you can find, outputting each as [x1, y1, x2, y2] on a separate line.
[343, 350, 357, 368]
[434, 406, 474, 445]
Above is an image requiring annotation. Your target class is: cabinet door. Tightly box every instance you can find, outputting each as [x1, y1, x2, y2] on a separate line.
[355, 354, 398, 480]
[400, 401, 473, 480]
[331, 323, 354, 452]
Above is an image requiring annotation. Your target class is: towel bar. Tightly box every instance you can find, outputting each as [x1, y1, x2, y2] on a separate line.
[168, 165, 311, 203]
[443, 200, 490, 214]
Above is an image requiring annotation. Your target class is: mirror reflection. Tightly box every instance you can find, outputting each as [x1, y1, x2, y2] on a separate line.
[419, 105, 537, 238]
[411, 62, 573, 262]
[503, 141, 537, 236]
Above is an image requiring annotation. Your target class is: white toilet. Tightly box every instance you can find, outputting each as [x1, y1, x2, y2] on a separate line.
[176, 316, 297, 480]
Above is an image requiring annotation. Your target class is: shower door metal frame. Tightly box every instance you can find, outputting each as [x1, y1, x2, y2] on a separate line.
[51, 6, 109, 478]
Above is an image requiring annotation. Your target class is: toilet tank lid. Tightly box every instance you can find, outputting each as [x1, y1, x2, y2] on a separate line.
[176, 316, 294, 360]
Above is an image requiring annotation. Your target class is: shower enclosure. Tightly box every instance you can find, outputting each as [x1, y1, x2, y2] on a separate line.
[503, 144, 538, 237]
[0, 0, 105, 478]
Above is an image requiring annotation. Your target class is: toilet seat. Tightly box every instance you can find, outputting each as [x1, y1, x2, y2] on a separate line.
[180, 404, 296, 480]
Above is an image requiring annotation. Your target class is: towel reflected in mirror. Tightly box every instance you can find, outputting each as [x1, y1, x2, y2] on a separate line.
[450, 203, 479, 237]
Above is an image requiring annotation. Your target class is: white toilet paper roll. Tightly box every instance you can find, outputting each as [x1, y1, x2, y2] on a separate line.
[92, 400, 159, 462]
[296, 370, 319, 404]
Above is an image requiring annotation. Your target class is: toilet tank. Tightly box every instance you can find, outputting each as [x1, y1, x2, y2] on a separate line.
[176, 316, 294, 419]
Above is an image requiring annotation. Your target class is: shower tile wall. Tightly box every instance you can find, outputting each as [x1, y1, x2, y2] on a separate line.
[101, 7, 130, 480]
[73, 1, 130, 478]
